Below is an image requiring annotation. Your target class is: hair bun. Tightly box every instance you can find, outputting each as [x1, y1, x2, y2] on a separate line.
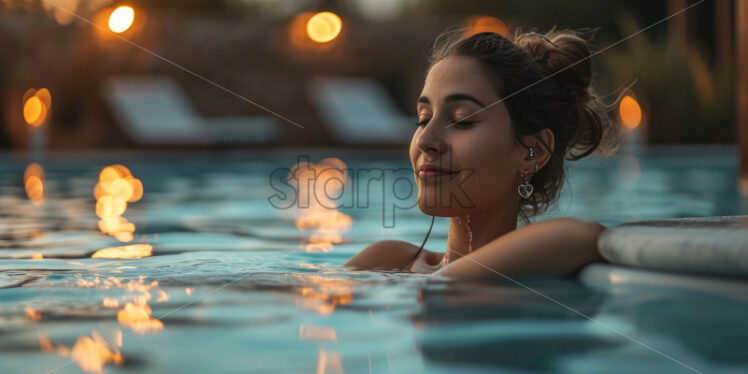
[515, 28, 593, 103]
[515, 27, 620, 161]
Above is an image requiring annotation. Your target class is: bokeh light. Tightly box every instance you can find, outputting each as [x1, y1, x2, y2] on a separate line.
[108, 5, 134, 33]
[116, 301, 164, 334]
[94, 164, 144, 242]
[306, 12, 342, 43]
[23, 97, 42, 125]
[463, 15, 509, 37]
[619, 95, 643, 130]
[92, 244, 153, 259]
[23, 88, 51, 127]
[24, 163, 45, 206]
[287, 158, 352, 253]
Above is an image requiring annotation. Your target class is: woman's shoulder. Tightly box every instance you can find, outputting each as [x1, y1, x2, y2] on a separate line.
[343, 240, 438, 271]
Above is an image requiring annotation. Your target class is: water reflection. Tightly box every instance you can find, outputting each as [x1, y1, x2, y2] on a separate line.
[0, 150, 743, 373]
[286, 158, 353, 253]
[411, 275, 748, 373]
[24, 163, 45, 206]
[94, 164, 144, 243]
[292, 274, 354, 315]
[38, 330, 124, 373]
[411, 278, 619, 371]
[24, 274, 173, 372]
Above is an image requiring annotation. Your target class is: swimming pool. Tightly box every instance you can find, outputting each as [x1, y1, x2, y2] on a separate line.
[0, 146, 745, 374]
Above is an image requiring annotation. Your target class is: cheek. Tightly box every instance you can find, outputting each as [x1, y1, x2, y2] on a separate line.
[456, 129, 517, 201]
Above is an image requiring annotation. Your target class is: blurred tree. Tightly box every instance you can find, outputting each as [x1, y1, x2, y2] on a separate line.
[599, 12, 734, 144]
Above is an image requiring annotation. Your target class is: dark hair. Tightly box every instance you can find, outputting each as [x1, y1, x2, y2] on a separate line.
[427, 27, 622, 224]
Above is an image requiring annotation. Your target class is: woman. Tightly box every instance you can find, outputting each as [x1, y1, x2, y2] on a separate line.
[344, 28, 621, 279]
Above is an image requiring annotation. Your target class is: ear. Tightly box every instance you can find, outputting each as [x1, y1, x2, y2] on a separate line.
[519, 128, 554, 176]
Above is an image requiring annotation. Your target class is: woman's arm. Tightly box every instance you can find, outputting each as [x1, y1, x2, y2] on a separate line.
[433, 218, 606, 280]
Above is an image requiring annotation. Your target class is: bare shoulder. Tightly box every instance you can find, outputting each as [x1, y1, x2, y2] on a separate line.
[343, 240, 423, 270]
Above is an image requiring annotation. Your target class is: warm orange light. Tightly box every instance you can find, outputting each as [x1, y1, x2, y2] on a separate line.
[39, 331, 123, 373]
[96, 195, 127, 219]
[70, 331, 124, 372]
[36, 88, 52, 108]
[103, 297, 120, 308]
[287, 158, 352, 252]
[117, 302, 164, 334]
[464, 15, 509, 37]
[98, 217, 135, 238]
[23, 96, 43, 125]
[307, 12, 342, 43]
[293, 275, 354, 315]
[108, 6, 134, 33]
[25, 307, 42, 320]
[156, 289, 169, 302]
[43, 276, 170, 372]
[125, 176, 143, 202]
[24, 163, 45, 206]
[99, 165, 132, 193]
[94, 165, 144, 241]
[23, 88, 52, 126]
[23, 87, 51, 127]
[619, 95, 642, 130]
[39, 333, 54, 352]
[31, 253, 44, 260]
[25, 177, 44, 206]
[24, 163, 45, 180]
[289, 12, 314, 48]
[92, 244, 153, 259]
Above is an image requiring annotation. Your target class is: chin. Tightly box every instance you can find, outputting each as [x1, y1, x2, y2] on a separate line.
[417, 204, 462, 217]
[416, 189, 474, 217]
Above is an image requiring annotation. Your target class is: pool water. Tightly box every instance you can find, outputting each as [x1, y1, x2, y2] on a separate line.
[0, 146, 746, 374]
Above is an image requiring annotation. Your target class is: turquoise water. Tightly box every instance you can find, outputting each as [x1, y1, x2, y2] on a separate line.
[0, 146, 745, 374]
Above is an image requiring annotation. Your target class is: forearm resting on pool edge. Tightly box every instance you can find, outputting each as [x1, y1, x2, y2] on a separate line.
[434, 218, 607, 280]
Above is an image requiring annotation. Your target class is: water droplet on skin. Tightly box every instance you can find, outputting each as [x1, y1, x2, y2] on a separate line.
[448, 215, 474, 264]
[466, 215, 473, 253]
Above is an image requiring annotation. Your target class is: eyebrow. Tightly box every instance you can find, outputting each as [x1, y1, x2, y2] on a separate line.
[417, 93, 486, 108]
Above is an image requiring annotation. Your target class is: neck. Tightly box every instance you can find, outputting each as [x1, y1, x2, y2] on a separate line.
[445, 206, 518, 263]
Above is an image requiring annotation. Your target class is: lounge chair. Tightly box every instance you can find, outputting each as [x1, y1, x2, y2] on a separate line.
[103, 76, 279, 145]
[309, 76, 414, 144]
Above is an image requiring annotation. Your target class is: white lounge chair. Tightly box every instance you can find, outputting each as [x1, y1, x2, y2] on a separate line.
[104, 76, 279, 145]
[309, 77, 414, 144]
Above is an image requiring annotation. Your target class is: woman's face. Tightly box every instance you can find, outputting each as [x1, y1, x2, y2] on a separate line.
[410, 56, 529, 217]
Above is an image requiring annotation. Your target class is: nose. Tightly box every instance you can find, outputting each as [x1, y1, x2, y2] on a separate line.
[415, 118, 448, 159]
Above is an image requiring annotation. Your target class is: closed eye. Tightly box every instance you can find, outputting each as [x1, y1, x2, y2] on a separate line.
[416, 118, 475, 127]
[448, 118, 475, 128]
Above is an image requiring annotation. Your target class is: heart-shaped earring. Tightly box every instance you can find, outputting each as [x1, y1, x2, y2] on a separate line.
[518, 170, 534, 199]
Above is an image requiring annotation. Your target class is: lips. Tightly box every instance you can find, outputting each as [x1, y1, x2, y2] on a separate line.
[418, 164, 459, 178]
